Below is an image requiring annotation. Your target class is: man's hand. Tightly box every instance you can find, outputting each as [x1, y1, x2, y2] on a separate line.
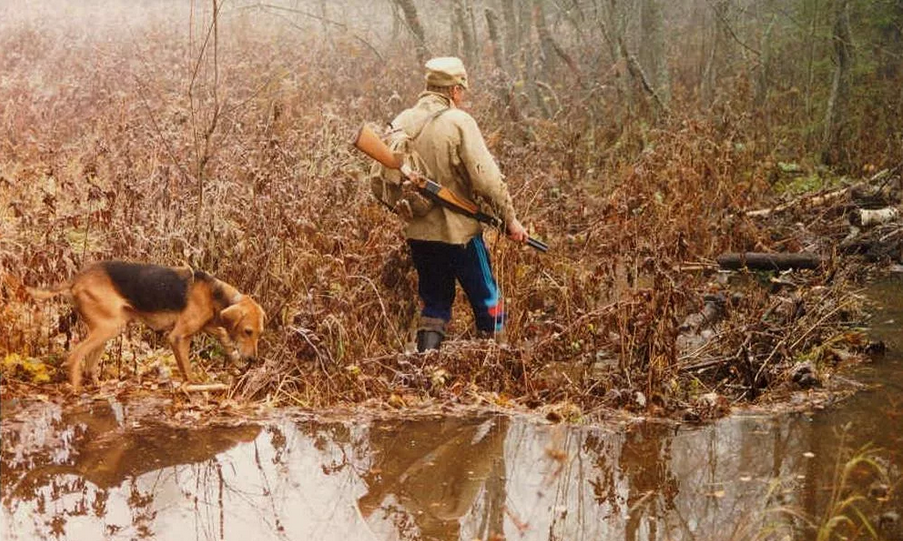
[506, 217, 528, 243]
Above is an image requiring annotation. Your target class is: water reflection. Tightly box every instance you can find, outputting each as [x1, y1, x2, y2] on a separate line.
[2, 401, 901, 540]
[2, 279, 901, 540]
[357, 417, 507, 540]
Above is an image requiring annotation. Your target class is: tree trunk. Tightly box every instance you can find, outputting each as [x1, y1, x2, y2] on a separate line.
[448, 3, 459, 57]
[453, 0, 476, 66]
[701, 0, 727, 109]
[533, 0, 557, 75]
[392, 0, 429, 63]
[821, 0, 852, 166]
[485, 8, 506, 72]
[519, 0, 533, 59]
[500, 0, 519, 60]
[639, 0, 668, 106]
[804, 0, 822, 135]
[467, 0, 478, 63]
[596, 0, 635, 116]
[487, 8, 526, 126]
[755, 14, 775, 109]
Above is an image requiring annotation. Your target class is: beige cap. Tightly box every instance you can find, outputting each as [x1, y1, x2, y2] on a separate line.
[424, 57, 468, 89]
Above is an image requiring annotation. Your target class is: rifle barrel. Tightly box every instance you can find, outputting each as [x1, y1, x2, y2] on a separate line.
[420, 182, 548, 253]
[526, 237, 549, 252]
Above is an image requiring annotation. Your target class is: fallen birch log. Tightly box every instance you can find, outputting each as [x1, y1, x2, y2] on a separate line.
[745, 168, 890, 218]
[849, 207, 899, 227]
[716, 252, 822, 271]
[745, 188, 853, 218]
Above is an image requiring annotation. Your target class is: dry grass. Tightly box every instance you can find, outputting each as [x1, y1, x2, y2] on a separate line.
[1, 3, 896, 418]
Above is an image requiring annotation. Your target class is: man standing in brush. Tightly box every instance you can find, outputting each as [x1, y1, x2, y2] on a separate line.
[391, 56, 528, 352]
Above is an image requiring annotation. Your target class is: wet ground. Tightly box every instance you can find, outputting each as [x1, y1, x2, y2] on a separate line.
[2, 277, 902, 541]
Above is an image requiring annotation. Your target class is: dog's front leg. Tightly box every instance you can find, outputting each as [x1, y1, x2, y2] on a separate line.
[204, 324, 240, 362]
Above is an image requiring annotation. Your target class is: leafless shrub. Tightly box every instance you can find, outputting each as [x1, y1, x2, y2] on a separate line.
[0, 6, 880, 417]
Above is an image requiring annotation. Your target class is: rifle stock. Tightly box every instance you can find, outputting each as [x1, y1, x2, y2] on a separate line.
[353, 123, 548, 253]
[353, 124, 403, 169]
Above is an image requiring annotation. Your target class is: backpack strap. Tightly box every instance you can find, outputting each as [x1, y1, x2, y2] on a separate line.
[391, 107, 451, 142]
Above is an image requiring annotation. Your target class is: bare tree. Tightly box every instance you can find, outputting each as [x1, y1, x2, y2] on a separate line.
[500, 0, 519, 57]
[639, 0, 669, 107]
[594, 0, 635, 114]
[620, 36, 670, 118]
[485, 7, 527, 127]
[821, 0, 852, 165]
[485, 7, 507, 72]
[533, 0, 582, 85]
[701, 0, 728, 108]
[187, 0, 223, 236]
[533, 0, 558, 74]
[755, 11, 776, 109]
[392, 0, 429, 63]
[803, 0, 822, 128]
[453, 0, 476, 66]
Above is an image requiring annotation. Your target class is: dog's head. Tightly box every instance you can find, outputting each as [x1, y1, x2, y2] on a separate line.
[219, 296, 266, 360]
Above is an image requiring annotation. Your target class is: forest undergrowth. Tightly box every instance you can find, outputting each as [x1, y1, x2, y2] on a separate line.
[1, 4, 901, 423]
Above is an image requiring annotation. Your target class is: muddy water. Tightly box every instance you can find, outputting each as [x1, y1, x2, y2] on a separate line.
[2, 278, 902, 541]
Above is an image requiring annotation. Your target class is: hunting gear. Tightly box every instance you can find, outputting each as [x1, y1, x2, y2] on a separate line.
[354, 57, 545, 352]
[355, 124, 549, 253]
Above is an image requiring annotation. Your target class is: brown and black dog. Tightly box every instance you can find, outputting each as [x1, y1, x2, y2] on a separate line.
[29, 260, 265, 391]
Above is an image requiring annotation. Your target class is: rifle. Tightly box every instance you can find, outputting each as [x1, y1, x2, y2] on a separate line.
[353, 124, 549, 253]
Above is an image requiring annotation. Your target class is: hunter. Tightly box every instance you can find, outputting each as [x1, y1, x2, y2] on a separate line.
[391, 56, 528, 352]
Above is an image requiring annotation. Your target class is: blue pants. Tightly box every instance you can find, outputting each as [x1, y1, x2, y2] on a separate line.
[408, 235, 505, 333]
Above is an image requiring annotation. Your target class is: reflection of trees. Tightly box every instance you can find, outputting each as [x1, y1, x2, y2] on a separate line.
[581, 423, 681, 540]
[6, 400, 898, 540]
[619, 423, 679, 541]
[585, 431, 618, 514]
[358, 415, 508, 541]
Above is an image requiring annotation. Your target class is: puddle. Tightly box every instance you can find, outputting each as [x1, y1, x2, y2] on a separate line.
[2, 277, 902, 540]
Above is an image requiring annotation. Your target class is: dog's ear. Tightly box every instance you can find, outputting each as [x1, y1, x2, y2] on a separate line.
[220, 304, 244, 332]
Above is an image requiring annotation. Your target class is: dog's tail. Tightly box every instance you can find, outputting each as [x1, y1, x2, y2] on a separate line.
[27, 283, 72, 302]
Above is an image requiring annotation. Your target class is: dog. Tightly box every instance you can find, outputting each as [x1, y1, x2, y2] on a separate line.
[29, 260, 266, 392]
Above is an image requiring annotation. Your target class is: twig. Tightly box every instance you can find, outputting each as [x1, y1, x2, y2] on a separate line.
[534, 302, 619, 349]
[350, 274, 405, 351]
[754, 295, 855, 383]
[249, 3, 384, 62]
[182, 383, 230, 392]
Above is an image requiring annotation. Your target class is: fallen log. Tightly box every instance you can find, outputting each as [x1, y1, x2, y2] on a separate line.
[745, 168, 891, 218]
[745, 188, 853, 218]
[716, 252, 822, 271]
[849, 207, 899, 227]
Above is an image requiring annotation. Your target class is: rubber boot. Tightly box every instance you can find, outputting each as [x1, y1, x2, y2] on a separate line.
[477, 329, 507, 345]
[416, 329, 444, 352]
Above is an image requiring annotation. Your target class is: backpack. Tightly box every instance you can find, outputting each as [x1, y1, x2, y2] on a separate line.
[369, 108, 449, 221]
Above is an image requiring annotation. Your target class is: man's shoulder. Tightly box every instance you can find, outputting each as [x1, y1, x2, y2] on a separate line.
[391, 107, 418, 127]
[442, 107, 475, 122]
[436, 108, 479, 133]
[394, 103, 475, 131]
